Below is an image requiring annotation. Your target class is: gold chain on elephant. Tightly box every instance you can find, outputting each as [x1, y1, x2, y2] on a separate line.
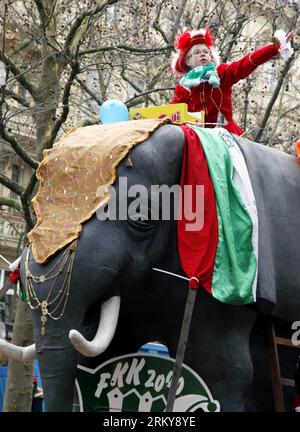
[25, 240, 77, 336]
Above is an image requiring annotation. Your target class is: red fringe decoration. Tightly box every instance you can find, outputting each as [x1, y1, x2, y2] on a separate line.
[175, 32, 191, 50]
[9, 268, 21, 284]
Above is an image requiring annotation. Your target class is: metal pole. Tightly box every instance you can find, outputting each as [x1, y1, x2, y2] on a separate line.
[0, 254, 11, 266]
[165, 287, 197, 412]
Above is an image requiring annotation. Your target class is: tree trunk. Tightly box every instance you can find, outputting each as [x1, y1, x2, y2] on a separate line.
[2, 1, 77, 412]
[3, 297, 34, 412]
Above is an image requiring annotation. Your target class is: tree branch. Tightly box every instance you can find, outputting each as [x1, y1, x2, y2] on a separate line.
[0, 173, 25, 196]
[125, 87, 174, 108]
[44, 0, 58, 30]
[222, 14, 247, 63]
[254, 55, 295, 142]
[5, 90, 31, 109]
[279, 103, 300, 119]
[20, 171, 37, 230]
[169, 0, 188, 45]
[33, 0, 46, 28]
[147, 60, 170, 90]
[20, 193, 34, 230]
[78, 44, 173, 56]
[0, 50, 37, 98]
[0, 196, 23, 214]
[195, 0, 212, 28]
[43, 62, 80, 151]
[23, 172, 37, 201]
[121, 69, 156, 106]
[65, 0, 119, 57]
[0, 122, 38, 169]
[153, 2, 169, 44]
[75, 76, 102, 105]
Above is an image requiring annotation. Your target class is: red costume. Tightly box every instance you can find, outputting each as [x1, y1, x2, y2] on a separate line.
[171, 44, 280, 136]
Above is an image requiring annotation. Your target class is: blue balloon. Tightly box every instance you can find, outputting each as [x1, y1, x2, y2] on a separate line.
[99, 99, 129, 124]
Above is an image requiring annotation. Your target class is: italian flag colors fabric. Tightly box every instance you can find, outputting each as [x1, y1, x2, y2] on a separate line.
[178, 125, 257, 305]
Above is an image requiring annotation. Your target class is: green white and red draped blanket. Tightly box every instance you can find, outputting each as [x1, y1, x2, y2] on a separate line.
[178, 125, 258, 305]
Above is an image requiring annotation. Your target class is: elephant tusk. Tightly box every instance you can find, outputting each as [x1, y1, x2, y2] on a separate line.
[69, 296, 120, 357]
[0, 339, 36, 361]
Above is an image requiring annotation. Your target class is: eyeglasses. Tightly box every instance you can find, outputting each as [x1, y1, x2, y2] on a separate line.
[188, 48, 211, 58]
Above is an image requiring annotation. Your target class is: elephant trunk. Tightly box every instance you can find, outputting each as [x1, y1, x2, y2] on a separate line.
[69, 296, 120, 357]
[0, 339, 36, 361]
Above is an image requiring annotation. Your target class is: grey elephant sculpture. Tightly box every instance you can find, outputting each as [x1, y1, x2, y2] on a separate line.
[1, 124, 300, 412]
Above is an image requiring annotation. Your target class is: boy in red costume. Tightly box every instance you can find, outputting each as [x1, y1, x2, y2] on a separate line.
[170, 28, 294, 136]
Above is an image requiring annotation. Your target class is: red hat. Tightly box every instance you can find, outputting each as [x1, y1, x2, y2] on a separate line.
[171, 28, 220, 77]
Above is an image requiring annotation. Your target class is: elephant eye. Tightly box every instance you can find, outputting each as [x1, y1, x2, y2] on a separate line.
[125, 196, 155, 230]
[127, 215, 154, 231]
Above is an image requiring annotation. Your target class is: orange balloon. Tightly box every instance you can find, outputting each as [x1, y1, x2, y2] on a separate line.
[296, 139, 300, 157]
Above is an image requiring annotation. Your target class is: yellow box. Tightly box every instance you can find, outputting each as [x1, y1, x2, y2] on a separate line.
[129, 103, 204, 125]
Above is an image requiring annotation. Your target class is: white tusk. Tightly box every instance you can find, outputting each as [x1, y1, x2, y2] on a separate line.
[9, 255, 22, 272]
[69, 296, 120, 357]
[0, 339, 36, 362]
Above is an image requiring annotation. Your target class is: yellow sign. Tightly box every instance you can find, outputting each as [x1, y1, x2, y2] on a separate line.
[129, 103, 204, 125]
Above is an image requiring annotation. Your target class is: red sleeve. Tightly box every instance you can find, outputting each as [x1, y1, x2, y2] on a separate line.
[170, 84, 191, 105]
[222, 44, 280, 85]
